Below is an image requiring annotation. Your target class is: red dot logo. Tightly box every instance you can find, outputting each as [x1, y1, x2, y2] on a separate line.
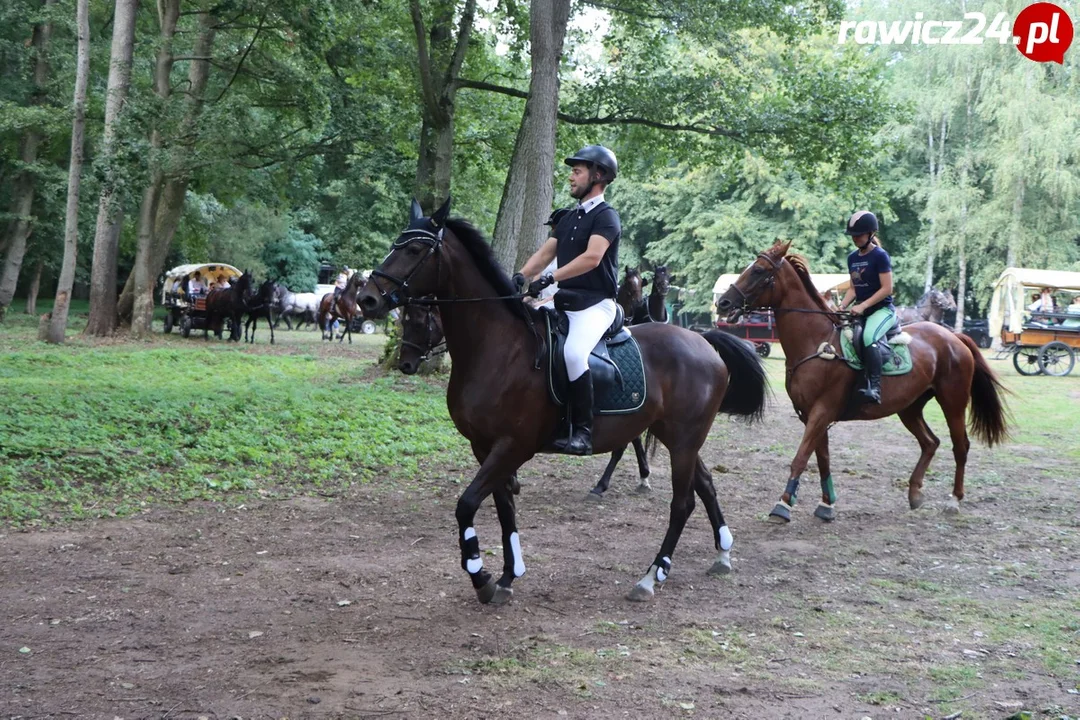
[1014, 2, 1073, 63]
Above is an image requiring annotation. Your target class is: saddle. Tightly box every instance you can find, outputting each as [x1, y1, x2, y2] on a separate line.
[842, 317, 912, 376]
[541, 303, 647, 416]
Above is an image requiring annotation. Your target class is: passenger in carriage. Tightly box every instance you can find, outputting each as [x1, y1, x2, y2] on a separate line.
[1027, 288, 1057, 325]
[1063, 295, 1080, 329]
[188, 272, 206, 296]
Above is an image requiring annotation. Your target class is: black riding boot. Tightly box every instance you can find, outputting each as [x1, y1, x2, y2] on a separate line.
[556, 371, 594, 456]
[858, 341, 883, 404]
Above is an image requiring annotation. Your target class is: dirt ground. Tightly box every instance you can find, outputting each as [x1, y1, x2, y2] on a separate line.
[3, 340, 1079, 720]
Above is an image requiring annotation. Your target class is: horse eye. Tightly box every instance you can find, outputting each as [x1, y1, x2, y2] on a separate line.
[751, 266, 765, 275]
[407, 245, 423, 256]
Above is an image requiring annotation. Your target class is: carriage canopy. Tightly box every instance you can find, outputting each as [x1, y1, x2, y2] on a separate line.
[161, 263, 242, 303]
[988, 267, 1080, 338]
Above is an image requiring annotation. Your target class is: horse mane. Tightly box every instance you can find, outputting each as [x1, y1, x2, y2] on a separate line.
[445, 217, 532, 321]
[785, 253, 839, 316]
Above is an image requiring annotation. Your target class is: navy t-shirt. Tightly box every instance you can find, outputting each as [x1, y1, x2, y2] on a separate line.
[847, 245, 893, 309]
[553, 202, 621, 308]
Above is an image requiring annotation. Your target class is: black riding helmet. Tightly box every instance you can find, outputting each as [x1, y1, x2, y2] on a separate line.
[564, 145, 618, 185]
[844, 210, 879, 236]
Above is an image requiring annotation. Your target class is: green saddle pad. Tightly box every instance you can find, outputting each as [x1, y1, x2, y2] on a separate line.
[594, 336, 647, 414]
[839, 330, 913, 376]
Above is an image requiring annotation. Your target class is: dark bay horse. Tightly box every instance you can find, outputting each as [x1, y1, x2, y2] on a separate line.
[716, 242, 1008, 523]
[647, 265, 671, 323]
[897, 288, 956, 326]
[397, 300, 653, 497]
[359, 199, 768, 605]
[318, 271, 366, 343]
[616, 266, 650, 324]
[243, 279, 281, 344]
[204, 271, 253, 341]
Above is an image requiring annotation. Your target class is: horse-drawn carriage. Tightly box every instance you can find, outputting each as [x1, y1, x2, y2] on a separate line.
[161, 263, 242, 338]
[988, 267, 1080, 376]
[710, 272, 850, 357]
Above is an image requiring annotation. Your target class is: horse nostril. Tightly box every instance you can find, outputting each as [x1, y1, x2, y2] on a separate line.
[361, 296, 376, 310]
[717, 299, 730, 310]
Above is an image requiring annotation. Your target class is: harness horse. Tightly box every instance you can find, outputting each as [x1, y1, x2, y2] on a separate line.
[358, 198, 768, 605]
[716, 242, 1009, 523]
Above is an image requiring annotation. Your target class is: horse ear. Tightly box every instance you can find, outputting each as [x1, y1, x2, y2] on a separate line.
[641, 277, 649, 287]
[775, 240, 792, 257]
[432, 196, 451, 227]
[409, 198, 423, 224]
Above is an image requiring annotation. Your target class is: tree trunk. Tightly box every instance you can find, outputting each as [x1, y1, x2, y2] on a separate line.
[46, 0, 91, 344]
[117, 11, 216, 323]
[923, 114, 947, 294]
[25, 259, 44, 315]
[1007, 177, 1024, 269]
[492, 0, 572, 272]
[85, 0, 139, 336]
[130, 0, 181, 337]
[0, 0, 55, 317]
[409, 0, 476, 211]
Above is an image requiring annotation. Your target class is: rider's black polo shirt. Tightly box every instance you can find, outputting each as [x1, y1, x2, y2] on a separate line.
[553, 198, 621, 310]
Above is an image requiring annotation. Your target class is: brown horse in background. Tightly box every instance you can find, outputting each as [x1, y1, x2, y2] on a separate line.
[716, 242, 1009, 523]
[647, 265, 671, 323]
[359, 199, 768, 606]
[616, 266, 649, 324]
[317, 271, 366, 343]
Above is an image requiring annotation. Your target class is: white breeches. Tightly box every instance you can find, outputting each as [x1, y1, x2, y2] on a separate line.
[563, 298, 617, 381]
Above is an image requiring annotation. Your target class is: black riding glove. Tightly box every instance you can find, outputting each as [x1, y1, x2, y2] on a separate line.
[527, 273, 555, 298]
[511, 273, 526, 292]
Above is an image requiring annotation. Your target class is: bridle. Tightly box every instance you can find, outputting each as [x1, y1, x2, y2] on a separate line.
[369, 227, 444, 308]
[368, 224, 527, 308]
[724, 252, 783, 316]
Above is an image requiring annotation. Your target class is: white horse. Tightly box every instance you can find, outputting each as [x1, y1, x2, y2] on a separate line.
[276, 288, 321, 330]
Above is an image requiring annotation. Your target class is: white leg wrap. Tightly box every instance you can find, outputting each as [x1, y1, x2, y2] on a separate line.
[463, 527, 476, 541]
[509, 531, 526, 577]
[466, 557, 483, 574]
[718, 525, 733, 551]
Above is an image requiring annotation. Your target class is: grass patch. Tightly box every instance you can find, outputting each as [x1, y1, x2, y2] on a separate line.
[0, 337, 470, 523]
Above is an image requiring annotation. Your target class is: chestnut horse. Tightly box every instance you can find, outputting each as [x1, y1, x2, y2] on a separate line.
[397, 300, 653, 497]
[716, 242, 1009, 523]
[359, 199, 768, 605]
[317, 271, 366, 343]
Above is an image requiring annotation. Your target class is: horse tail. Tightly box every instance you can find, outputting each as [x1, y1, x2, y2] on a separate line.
[701, 329, 769, 423]
[644, 429, 659, 460]
[956, 332, 1011, 446]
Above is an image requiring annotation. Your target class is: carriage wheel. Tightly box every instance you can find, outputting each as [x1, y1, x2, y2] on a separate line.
[163, 311, 174, 334]
[180, 315, 192, 339]
[1037, 341, 1075, 377]
[361, 320, 377, 335]
[754, 342, 771, 358]
[1012, 346, 1042, 375]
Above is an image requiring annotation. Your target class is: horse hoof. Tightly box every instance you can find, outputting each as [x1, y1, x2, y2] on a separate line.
[475, 582, 497, 604]
[909, 492, 925, 510]
[707, 560, 731, 576]
[813, 503, 836, 522]
[634, 483, 652, 494]
[490, 585, 513, 605]
[626, 584, 655, 602]
[767, 502, 791, 524]
[943, 497, 961, 515]
[585, 491, 604, 503]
